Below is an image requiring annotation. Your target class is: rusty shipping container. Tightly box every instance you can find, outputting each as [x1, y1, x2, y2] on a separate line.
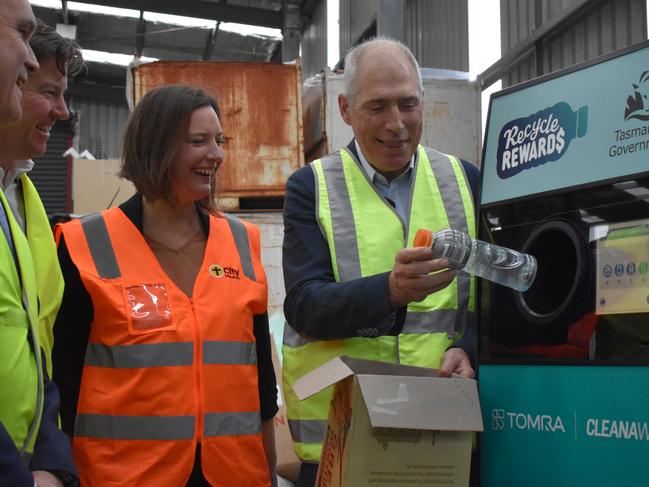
[132, 61, 304, 209]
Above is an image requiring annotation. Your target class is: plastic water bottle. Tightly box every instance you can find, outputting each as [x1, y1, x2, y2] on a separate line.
[414, 229, 537, 292]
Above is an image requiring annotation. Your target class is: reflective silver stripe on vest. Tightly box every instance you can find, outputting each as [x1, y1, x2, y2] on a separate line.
[224, 213, 256, 281]
[283, 322, 311, 348]
[314, 153, 362, 282]
[75, 413, 195, 440]
[85, 342, 194, 368]
[424, 148, 471, 332]
[203, 341, 257, 365]
[204, 411, 261, 437]
[288, 418, 327, 444]
[424, 148, 469, 235]
[403, 309, 474, 334]
[283, 310, 474, 344]
[80, 213, 121, 279]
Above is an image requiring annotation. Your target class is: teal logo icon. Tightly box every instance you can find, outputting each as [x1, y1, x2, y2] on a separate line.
[624, 71, 649, 121]
[497, 102, 588, 179]
[492, 409, 505, 430]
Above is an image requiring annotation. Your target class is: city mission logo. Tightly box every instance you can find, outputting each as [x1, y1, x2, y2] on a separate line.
[609, 71, 649, 159]
[208, 264, 240, 279]
[497, 102, 588, 179]
[491, 409, 566, 434]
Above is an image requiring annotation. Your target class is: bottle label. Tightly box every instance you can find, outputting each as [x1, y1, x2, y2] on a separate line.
[496, 102, 588, 179]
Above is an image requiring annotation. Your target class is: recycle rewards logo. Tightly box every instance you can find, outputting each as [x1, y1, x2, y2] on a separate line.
[497, 102, 588, 179]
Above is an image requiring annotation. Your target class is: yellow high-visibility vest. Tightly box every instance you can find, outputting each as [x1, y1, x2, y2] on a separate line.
[0, 188, 44, 460]
[20, 174, 64, 376]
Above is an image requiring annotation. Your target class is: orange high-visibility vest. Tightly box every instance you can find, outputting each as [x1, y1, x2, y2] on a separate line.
[57, 207, 270, 487]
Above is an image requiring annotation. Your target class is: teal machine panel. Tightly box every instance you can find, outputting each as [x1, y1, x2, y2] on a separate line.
[481, 365, 649, 485]
[478, 40, 649, 487]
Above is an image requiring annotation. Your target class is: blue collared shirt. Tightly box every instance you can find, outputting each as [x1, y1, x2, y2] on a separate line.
[354, 140, 414, 221]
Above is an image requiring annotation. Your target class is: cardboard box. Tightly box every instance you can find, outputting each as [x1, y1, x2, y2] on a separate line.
[72, 158, 136, 214]
[293, 356, 483, 487]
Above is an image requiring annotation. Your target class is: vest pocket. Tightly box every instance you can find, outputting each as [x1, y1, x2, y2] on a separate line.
[122, 283, 175, 335]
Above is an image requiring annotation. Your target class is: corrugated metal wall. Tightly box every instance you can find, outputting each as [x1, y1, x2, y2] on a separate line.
[69, 96, 130, 160]
[501, 0, 647, 87]
[29, 95, 130, 215]
[339, 0, 376, 55]
[339, 0, 469, 70]
[29, 119, 72, 215]
[404, 0, 469, 71]
[301, 0, 328, 79]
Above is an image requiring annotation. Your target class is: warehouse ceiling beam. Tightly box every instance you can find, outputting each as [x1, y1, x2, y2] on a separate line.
[281, 0, 301, 62]
[203, 21, 221, 60]
[299, 0, 320, 29]
[478, 0, 607, 90]
[135, 10, 145, 58]
[68, 0, 283, 29]
[32, 5, 280, 63]
[60, 0, 69, 24]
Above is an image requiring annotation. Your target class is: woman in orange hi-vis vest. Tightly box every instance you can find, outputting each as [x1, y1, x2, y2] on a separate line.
[51, 85, 278, 487]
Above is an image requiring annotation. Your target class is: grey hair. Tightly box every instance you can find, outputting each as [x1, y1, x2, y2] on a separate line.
[343, 37, 423, 103]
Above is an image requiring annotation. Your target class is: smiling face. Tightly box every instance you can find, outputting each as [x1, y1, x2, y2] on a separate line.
[0, 56, 69, 162]
[0, 0, 38, 126]
[338, 44, 423, 178]
[170, 105, 224, 206]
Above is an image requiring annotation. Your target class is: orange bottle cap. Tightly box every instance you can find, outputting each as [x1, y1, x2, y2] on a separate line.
[413, 229, 433, 248]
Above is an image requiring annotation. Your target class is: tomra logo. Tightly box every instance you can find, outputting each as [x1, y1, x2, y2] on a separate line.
[492, 409, 505, 430]
[497, 102, 588, 179]
[491, 409, 566, 434]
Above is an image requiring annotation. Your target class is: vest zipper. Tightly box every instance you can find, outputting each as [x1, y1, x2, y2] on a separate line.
[190, 299, 204, 444]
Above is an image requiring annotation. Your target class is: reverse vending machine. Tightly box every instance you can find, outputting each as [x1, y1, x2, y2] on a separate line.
[478, 40, 649, 486]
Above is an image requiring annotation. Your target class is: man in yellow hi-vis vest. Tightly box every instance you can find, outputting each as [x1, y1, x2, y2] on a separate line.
[282, 38, 480, 487]
[0, 15, 80, 487]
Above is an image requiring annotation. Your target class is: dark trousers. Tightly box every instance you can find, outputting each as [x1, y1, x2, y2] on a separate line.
[186, 444, 211, 486]
[296, 462, 318, 487]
